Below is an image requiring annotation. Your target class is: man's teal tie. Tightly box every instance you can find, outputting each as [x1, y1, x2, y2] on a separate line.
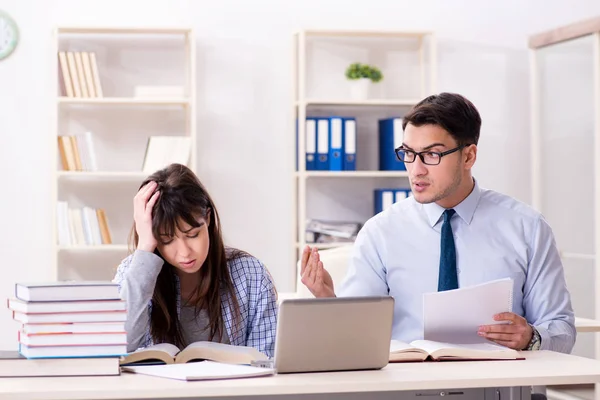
[438, 209, 458, 291]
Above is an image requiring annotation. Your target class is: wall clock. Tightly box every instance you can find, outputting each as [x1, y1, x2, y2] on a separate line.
[0, 11, 18, 60]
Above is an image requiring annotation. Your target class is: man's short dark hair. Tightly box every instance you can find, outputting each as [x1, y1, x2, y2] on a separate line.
[402, 92, 481, 146]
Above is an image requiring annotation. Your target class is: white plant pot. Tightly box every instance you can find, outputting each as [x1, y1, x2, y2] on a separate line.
[349, 78, 371, 100]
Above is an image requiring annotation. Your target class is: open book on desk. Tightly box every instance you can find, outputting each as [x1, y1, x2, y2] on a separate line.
[120, 341, 268, 366]
[389, 339, 522, 362]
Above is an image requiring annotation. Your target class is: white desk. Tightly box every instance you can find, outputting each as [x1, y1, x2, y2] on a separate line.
[1, 351, 600, 400]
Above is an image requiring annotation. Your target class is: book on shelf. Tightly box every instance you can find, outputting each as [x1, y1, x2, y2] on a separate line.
[389, 339, 522, 362]
[57, 132, 97, 172]
[56, 202, 112, 246]
[58, 51, 103, 98]
[142, 136, 192, 174]
[120, 341, 268, 366]
[122, 360, 275, 381]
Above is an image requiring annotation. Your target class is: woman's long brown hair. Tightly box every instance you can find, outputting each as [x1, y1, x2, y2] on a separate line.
[129, 163, 242, 348]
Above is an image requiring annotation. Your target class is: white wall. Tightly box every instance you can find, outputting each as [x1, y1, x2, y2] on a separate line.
[1, 0, 600, 350]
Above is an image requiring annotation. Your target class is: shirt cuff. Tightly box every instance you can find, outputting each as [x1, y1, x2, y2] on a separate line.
[535, 325, 550, 351]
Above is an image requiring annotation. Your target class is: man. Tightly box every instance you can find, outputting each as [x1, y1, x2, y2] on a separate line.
[301, 92, 575, 353]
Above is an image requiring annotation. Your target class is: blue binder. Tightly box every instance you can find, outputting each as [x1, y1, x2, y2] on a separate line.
[316, 118, 330, 170]
[378, 118, 406, 171]
[343, 117, 356, 171]
[373, 189, 396, 215]
[328, 117, 343, 171]
[305, 118, 317, 171]
[395, 190, 410, 202]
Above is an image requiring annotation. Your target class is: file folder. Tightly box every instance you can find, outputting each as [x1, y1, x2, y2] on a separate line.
[343, 117, 356, 171]
[316, 118, 330, 170]
[378, 118, 406, 171]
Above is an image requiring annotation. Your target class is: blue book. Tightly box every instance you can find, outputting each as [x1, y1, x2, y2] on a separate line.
[343, 117, 356, 171]
[328, 117, 343, 171]
[378, 118, 406, 171]
[316, 118, 330, 170]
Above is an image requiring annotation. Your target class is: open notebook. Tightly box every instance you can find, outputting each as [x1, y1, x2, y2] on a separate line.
[120, 341, 268, 366]
[389, 339, 522, 362]
[122, 360, 274, 381]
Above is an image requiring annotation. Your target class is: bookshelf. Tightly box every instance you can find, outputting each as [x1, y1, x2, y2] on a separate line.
[291, 30, 436, 288]
[51, 26, 196, 281]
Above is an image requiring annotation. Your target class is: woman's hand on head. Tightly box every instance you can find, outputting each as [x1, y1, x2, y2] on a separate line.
[134, 181, 160, 253]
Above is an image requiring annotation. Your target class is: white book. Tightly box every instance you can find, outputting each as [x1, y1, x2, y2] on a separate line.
[15, 281, 120, 302]
[22, 322, 126, 334]
[142, 136, 191, 174]
[423, 278, 514, 344]
[388, 339, 520, 362]
[83, 131, 98, 171]
[122, 360, 274, 381]
[80, 207, 95, 245]
[0, 351, 120, 377]
[56, 201, 71, 246]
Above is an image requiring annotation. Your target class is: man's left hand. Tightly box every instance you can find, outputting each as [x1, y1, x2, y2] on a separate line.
[478, 312, 532, 350]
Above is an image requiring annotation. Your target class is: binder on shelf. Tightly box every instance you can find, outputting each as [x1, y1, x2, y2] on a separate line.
[295, 117, 318, 171]
[343, 117, 356, 171]
[374, 189, 395, 215]
[328, 117, 343, 171]
[374, 188, 412, 215]
[306, 118, 317, 171]
[378, 118, 406, 171]
[316, 118, 330, 170]
[395, 189, 412, 202]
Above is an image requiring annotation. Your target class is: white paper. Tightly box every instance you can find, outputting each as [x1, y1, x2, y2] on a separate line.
[423, 278, 514, 344]
[122, 361, 274, 381]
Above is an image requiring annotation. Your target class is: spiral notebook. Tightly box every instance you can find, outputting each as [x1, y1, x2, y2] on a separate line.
[423, 278, 514, 345]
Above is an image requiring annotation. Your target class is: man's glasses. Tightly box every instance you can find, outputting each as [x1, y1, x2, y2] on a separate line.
[395, 145, 466, 166]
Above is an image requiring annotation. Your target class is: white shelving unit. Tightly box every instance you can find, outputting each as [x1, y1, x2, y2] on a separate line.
[529, 16, 600, 400]
[51, 26, 196, 281]
[291, 30, 436, 286]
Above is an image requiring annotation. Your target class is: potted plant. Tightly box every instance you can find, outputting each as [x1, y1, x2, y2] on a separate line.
[345, 62, 383, 100]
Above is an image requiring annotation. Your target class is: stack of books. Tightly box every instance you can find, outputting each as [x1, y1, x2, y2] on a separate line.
[2, 281, 127, 377]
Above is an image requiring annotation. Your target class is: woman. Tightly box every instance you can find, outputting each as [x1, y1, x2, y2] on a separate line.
[113, 163, 277, 357]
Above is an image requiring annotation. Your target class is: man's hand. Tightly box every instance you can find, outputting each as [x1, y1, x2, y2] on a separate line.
[478, 312, 533, 350]
[300, 246, 335, 298]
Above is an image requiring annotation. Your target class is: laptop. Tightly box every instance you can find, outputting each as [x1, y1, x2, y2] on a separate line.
[273, 296, 394, 374]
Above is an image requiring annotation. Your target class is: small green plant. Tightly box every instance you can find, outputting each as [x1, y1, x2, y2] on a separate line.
[345, 62, 383, 83]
